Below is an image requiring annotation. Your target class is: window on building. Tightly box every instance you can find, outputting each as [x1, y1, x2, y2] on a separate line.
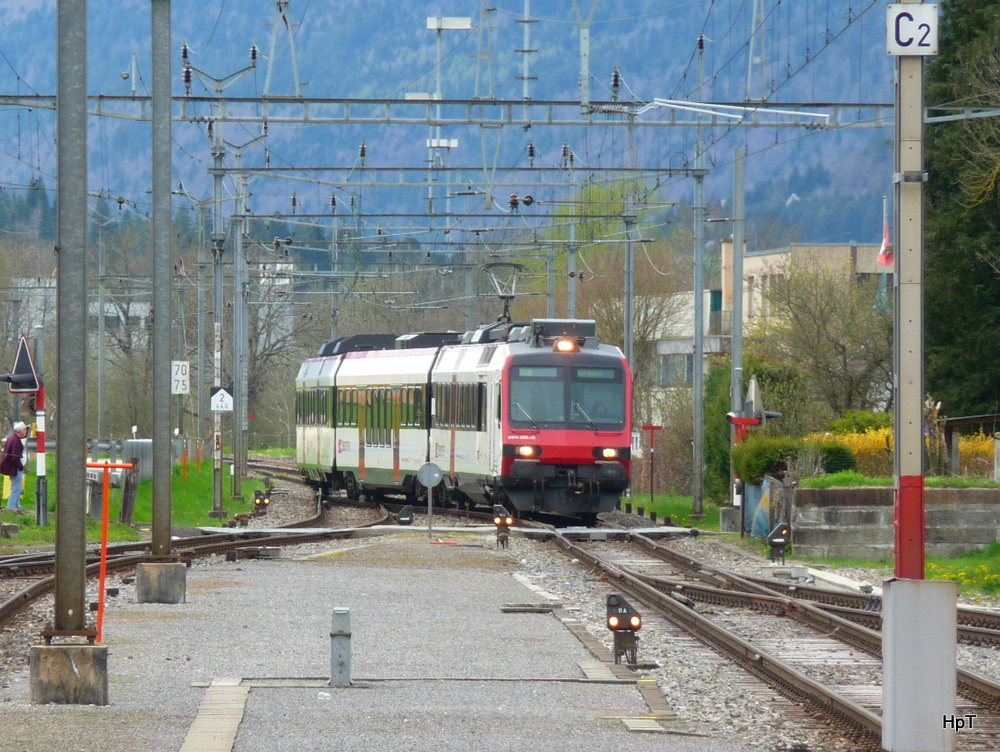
[659, 354, 693, 386]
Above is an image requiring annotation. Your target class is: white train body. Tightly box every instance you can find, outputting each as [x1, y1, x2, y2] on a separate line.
[296, 320, 632, 520]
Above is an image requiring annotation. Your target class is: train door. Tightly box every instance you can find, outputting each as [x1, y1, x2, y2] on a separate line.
[484, 377, 501, 477]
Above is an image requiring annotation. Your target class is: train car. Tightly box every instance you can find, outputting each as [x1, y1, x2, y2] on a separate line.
[295, 319, 632, 523]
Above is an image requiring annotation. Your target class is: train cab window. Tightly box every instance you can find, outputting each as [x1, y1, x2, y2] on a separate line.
[569, 367, 625, 426]
[509, 366, 565, 425]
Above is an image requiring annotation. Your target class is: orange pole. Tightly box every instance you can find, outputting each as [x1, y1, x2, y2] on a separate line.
[87, 462, 134, 643]
[182, 446, 188, 482]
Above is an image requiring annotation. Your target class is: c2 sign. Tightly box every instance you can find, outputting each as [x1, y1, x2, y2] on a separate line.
[886, 4, 938, 57]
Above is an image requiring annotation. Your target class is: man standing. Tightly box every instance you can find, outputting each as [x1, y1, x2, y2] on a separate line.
[2, 421, 29, 513]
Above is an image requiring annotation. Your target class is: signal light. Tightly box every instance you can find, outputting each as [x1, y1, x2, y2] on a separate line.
[606, 593, 641, 665]
[767, 523, 791, 564]
[493, 505, 513, 549]
[606, 593, 642, 632]
[253, 489, 271, 513]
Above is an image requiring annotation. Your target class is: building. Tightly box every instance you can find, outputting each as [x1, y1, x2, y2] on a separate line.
[656, 241, 884, 389]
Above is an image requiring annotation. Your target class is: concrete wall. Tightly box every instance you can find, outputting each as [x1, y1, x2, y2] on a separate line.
[792, 487, 1000, 560]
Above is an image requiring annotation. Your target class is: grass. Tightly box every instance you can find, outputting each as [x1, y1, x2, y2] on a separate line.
[622, 491, 721, 529]
[927, 543, 1000, 597]
[0, 457, 265, 549]
[801, 470, 1000, 489]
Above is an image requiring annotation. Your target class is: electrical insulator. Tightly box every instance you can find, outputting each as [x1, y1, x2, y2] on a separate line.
[181, 43, 189, 61]
[698, 33, 705, 50]
[330, 194, 337, 212]
[611, 66, 620, 100]
[359, 141, 366, 159]
[262, 121, 269, 137]
[183, 66, 192, 93]
[290, 193, 298, 213]
[561, 141, 573, 168]
[250, 44, 258, 63]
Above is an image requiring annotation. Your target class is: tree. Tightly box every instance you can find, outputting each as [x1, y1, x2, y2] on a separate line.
[575, 237, 689, 422]
[745, 259, 893, 417]
[924, 0, 1000, 416]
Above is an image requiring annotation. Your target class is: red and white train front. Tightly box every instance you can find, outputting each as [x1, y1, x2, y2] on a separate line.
[495, 319, 632, 522]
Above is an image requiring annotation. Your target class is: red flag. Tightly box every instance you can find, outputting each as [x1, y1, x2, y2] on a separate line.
[877, 218, 893, 267]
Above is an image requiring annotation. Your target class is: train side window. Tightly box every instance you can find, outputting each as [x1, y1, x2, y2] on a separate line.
[415, 385, 425, 428]
[366, 389, 374, 445]
[476, 383, 486, 431]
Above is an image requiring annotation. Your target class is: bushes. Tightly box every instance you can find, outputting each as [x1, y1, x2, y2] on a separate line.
[815, 440, 857, 474]
[732, 436, 800, 485]
[826, 410, 892, 434]
[732, 435, 857, 485]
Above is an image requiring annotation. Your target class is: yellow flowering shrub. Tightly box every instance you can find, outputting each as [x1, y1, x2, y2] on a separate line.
[808, 428, 994, 478]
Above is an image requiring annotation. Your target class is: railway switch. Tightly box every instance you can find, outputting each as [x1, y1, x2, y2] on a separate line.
[606, 593, 641, 664]
[493, 505, 513, 549]
[767, 523, 791, 564]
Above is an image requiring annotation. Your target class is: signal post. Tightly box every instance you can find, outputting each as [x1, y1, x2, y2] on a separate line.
[883, 5, 956, 752]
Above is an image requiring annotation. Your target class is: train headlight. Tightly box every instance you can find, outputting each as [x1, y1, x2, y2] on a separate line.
[554, 338, 578, 353]
[593, 446, 628, 460]
[516, 445, 539, 458]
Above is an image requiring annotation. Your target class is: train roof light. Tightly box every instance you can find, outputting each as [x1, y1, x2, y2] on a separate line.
[554, 338, 578, 353]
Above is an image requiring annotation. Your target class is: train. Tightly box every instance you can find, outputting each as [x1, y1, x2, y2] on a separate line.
[295, 318, 632, 523]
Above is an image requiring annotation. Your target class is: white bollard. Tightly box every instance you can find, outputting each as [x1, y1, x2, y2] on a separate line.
[330, 607, 352, 687]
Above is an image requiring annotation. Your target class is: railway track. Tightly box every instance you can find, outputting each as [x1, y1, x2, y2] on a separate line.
[624, 533, 1000, 646]
[549, 532, 1000, 750]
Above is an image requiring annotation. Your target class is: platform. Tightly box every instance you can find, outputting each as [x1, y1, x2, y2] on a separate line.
[0, 531, 753, 752]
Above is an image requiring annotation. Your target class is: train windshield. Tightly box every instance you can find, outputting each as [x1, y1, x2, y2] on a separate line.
[509, 365, 625, 428]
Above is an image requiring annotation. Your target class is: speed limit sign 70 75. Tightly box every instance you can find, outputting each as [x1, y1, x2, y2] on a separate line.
[171, 360, 190, 395]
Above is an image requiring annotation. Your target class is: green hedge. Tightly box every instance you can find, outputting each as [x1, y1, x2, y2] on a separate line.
[732, 436, 857, 484]
[731, 436, 800, 485]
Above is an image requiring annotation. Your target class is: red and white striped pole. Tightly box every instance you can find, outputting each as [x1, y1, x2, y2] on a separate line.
[33, 325, 47, 526]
